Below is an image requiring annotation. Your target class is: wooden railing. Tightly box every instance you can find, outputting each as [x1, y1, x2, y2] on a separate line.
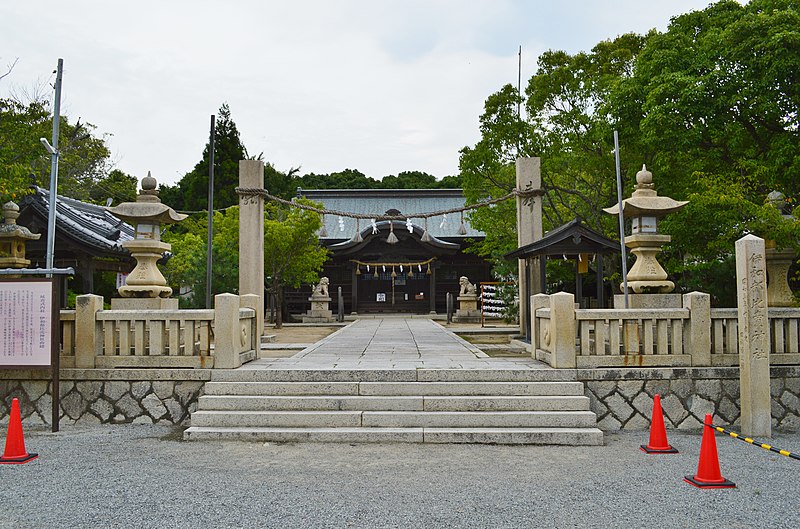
[532, 292, 800, 368]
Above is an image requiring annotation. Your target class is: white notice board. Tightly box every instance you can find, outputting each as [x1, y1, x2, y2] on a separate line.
[0, 280, 54, 367]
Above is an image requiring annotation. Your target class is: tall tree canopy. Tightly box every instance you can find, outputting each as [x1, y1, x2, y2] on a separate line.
[460, 0, 800, 303]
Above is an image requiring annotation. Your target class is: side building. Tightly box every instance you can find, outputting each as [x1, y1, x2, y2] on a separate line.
[285, 188, 493, 315]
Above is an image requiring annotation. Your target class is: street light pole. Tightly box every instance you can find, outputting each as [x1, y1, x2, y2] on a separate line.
[45, 58, 63, 271]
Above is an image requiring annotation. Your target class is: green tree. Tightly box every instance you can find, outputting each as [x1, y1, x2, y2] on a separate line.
[264, 198, 328, 328]
[160, 103, 251, 211]
[89, 169, 138, 205]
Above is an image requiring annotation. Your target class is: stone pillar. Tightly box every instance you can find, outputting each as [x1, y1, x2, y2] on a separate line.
[213, 293, 242, 369]
[238, 160, 265, 337]
[549, 292, 576, 368]
[515, 158, 543, 336]
[75, 294, 103, 368]
[735, 235, 771, 438]
[530, 293, 549, 359]
[683, 292, 711, 367]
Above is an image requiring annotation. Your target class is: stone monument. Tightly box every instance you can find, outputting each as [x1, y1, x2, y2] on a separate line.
[604, 165, 688, 308]
[106, 173, 186, 309]
[303, 277, 334, 323]
[454, 276, 481, 323]
[0, 201, 40, 270]
[735, 234, 771, 438]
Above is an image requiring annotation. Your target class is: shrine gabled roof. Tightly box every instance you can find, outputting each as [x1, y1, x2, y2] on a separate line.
[298, 189, 485, 240]
[505, 218, 620, 259]
[18, 186, 134, 256]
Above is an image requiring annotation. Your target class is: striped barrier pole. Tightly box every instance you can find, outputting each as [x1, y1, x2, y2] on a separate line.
[709, 422, 800, 461]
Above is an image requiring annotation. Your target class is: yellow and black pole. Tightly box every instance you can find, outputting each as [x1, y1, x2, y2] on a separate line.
[709, 422, 799, 461]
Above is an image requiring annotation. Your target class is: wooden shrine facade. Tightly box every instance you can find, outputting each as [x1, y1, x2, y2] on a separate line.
[285, 189, 492, 315]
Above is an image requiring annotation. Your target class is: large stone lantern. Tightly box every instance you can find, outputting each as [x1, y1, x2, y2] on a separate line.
[0, 201, 41, 269]
[604, 165, 687, 305]
[764, 190, 797, 307]
[106, 173, 186, 301]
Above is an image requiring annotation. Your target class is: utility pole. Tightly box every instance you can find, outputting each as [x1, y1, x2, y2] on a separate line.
[44, 58, 63, 272]
[206, 114, 215, 309]
[613, 130, 629, 308]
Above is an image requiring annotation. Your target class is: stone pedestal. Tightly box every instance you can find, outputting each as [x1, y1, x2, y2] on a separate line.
[454, 294, 481, 323]
[613, 294, 682, 309]
[766, 246, 796, 307]
[303, 295, 333, 323]
[623, 233, 674, 294]
[119, 239, 173, 298]
[111, 298, 179, 310]
[735, 234, 771, 438]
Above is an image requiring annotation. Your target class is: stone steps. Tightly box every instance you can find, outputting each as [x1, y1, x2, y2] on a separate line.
[184, 370, 603, 445]
[183, 426, 603, 445]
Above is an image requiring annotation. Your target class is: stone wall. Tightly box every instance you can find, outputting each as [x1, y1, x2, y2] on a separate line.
[580, 366, 800, 431]
[0, 369, 211, 427]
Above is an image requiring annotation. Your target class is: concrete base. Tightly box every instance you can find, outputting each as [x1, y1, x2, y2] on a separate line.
[613, 294, 682, 309]
[111, 297, 180, 310]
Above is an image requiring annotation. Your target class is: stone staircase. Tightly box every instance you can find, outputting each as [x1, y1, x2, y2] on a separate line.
[184, 369, 603, 445]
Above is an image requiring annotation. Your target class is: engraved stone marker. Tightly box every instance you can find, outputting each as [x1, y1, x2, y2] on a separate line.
[735, 234, 771, 438]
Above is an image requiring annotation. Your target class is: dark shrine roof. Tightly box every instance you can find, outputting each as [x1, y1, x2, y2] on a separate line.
[505, 218, 620, 259]
[18, 186, 134, 257]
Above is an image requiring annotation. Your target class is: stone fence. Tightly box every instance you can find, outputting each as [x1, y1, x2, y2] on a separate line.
[59, 293, 259, 370]
[532, 292, 800, 369]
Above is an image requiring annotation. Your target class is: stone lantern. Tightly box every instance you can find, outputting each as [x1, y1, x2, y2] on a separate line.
[106, 173, 186, 307]
[764, 190, 797, 307]
[0, 201, 41, 269]
[604, 165, 688, 308]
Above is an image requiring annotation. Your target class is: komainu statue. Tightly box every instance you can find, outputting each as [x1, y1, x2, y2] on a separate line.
[312, 277, 330, 298]
[459, 276, 476, 297]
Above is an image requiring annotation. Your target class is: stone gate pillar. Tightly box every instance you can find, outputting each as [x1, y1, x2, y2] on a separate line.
[239, 160, 265, 337]
[516, 158, 543, 337]
[735, 234, 771, 438]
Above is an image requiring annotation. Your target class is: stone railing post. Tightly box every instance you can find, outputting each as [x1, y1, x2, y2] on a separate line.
[549, 292, 576, 368]
[75, 294, 103, 368]
[683, 292, 711, 366]
[214, 293, 241, 369]
[240, 294, 260, 352]
[530, 293, 549, 355]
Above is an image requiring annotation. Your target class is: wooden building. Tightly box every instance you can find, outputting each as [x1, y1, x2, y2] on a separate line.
[287, 189, 492, 315]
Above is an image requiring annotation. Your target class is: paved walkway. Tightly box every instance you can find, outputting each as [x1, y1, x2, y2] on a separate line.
[246, 319, 544, 370]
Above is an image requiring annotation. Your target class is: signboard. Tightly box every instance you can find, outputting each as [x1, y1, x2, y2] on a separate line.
[376, 293, 386, 302]
[0, 279, 55, 368]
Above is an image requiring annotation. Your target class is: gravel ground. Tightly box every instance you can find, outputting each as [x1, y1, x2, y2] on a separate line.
[1, 425, 798, 529]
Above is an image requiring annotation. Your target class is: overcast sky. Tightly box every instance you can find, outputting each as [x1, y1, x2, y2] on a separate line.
[1, 1, 717, 187]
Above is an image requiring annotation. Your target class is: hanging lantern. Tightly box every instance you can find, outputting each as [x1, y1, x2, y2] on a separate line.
[421, 217, 432, 242]
[457, 211, 467, 235]
[387, 222, 398, 244]
[318, 214, 328, 238]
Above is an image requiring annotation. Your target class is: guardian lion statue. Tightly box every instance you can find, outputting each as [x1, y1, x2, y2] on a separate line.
[459, 276, 476, 296]
[312, 277, 330, 297]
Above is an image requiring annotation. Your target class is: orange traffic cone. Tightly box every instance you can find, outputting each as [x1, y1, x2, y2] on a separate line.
[641, 394, 678, 454]
[684, 413, 735, 489]
[0, 398, 38, 464]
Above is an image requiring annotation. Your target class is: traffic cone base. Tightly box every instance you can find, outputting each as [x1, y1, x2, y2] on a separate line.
[642, 394, 677, 454]
[640, 444, 678, 454]
[683, 475, 735, 489]
[1, 398, 37, 465]
[0, 452, 38, 464]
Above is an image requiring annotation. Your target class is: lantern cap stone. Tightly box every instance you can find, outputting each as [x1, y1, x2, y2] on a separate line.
[106, 172, 187, 225]
[0, 201, 40, 239]
[604, 164, 688, 218]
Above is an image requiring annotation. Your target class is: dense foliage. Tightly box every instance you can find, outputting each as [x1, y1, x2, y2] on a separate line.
[460, 0, 800, 305]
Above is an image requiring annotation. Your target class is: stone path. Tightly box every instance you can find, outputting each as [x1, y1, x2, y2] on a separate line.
[245, 319, 544, 370]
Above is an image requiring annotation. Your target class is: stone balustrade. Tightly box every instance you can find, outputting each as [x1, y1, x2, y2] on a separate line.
[532, 292, 800, 369]
[58, 293, 259, 370]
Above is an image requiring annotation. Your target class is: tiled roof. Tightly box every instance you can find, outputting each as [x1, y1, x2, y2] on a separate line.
[298, 189, 484, 240]
[19, 186, 134, 256]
